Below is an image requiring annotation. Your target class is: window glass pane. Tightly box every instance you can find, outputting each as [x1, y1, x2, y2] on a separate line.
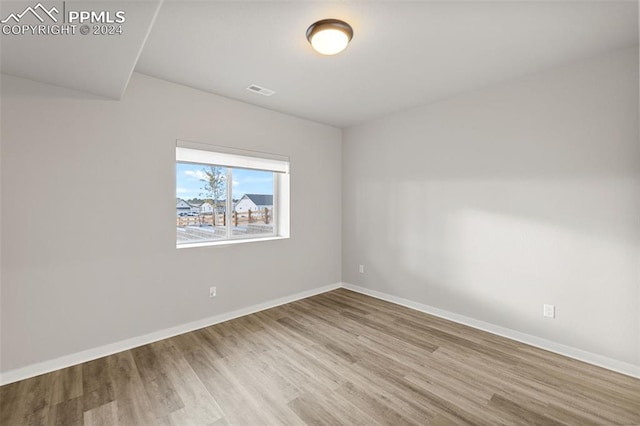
[176, 162, 228, 244]
[231, 168, 275, 237]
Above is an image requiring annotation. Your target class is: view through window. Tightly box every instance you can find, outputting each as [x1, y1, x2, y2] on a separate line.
[175, 143, 290, 246]
[176, 162, 276, 245]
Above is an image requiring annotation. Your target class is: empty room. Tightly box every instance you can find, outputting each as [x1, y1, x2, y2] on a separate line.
[1, 0, 639, 424]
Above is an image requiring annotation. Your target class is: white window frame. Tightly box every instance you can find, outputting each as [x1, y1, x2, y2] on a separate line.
[176, 140, 290, 248]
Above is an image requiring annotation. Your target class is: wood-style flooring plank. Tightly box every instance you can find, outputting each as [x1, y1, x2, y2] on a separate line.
[49, 365, 83, 405]
[48, 397, 83, 426]
[83, 400, 118, 426]
[81, 358, 115, 413]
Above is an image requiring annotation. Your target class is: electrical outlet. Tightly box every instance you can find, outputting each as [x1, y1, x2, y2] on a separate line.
[359, 264, 364, 274]
[543, 304, 555, 318]
[209, 286, 217, 298]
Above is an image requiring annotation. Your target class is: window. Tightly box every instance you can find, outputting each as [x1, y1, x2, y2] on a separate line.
[175, 141, 290, 247]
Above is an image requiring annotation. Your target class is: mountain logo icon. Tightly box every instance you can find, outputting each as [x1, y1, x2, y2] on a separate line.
[1, 3, 59, 24]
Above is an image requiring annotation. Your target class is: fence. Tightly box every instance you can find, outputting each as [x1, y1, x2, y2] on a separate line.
[177, 208, 272, 228]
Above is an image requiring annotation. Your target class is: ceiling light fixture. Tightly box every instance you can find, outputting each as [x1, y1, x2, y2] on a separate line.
[306, 19, 353, 55]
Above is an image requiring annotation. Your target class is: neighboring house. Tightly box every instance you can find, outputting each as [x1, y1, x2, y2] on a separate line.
[177, 198, 205, 216]
[200, 201, 214, 215]
[188, 200, 202, 214]
[176, 198, 192, 216]
[234, 194, 273, 212]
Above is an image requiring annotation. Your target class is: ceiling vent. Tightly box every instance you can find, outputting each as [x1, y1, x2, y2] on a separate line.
[246, 84, 275, 97]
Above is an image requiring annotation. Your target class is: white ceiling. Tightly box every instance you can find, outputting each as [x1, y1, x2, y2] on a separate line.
[1, 1, 638, 126]
[0, 1, 162, 98]
[136, 1, 638, 127]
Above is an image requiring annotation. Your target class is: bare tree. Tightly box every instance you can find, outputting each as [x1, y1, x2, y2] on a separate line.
[200, 166, 226, 225]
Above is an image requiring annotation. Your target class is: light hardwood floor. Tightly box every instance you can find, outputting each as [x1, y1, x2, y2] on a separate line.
[1, 289, 639, 425]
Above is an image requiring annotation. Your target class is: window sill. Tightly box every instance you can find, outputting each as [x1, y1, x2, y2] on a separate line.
[176, 235, 289, 249]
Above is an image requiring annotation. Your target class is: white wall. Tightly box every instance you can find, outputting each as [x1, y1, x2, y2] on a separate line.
[0, 73, 342, 374]
[342, 47, 640, 367]
[2, 46, 638, 379]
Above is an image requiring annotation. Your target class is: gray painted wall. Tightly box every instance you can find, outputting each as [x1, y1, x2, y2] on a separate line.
[0, 73, 342, 372]
[342, 47, 640, 366]
[2, 46, 638, 376]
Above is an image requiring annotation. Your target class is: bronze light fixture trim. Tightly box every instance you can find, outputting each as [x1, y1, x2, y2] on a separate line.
[306, 19, 354, 55]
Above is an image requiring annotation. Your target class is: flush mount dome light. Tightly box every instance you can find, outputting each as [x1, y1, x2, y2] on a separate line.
[306, 19, 353, 55]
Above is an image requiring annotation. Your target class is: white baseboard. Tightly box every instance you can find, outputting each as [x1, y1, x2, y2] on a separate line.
[341, 282, 640, 379]
[3, 281, 638, 385]
[0, 282, 342, 386]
